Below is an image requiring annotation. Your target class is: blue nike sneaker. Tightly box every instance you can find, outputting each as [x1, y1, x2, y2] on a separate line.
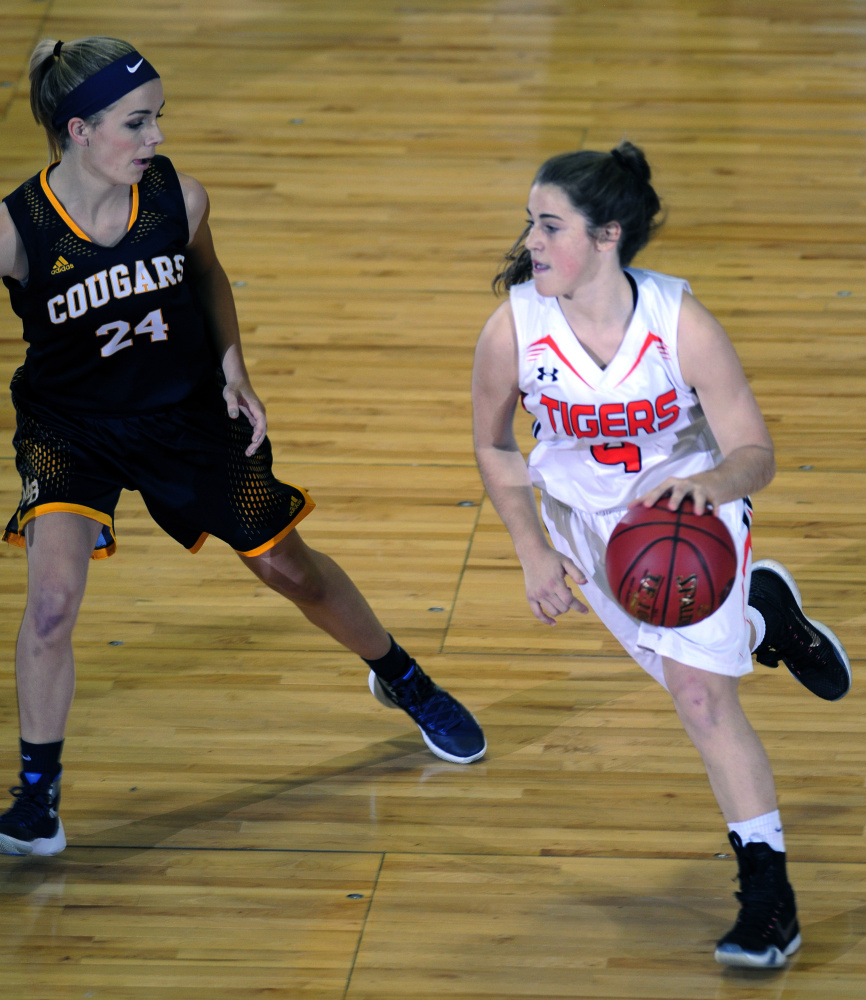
[0, 770, 66, 856]
[369, 662, 486, 763]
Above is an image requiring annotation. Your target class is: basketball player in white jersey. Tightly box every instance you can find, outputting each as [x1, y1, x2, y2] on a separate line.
[472, 141, 851, 967]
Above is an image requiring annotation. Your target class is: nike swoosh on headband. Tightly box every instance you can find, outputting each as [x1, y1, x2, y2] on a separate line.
[50, 53, 160, 131]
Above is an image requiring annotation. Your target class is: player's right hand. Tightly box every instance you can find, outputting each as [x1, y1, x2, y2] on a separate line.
[522, 548, 589, 625]
[223, 378, 268, 456]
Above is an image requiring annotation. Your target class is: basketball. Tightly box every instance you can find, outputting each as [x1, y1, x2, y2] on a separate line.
[605, 498, 737, 628]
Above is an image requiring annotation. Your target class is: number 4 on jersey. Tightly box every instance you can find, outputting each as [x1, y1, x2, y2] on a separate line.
[97, 309, 169, 358]
[591, 441, 642, 473]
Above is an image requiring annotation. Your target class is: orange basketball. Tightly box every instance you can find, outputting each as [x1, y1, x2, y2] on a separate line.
[605, 498, 738, 628]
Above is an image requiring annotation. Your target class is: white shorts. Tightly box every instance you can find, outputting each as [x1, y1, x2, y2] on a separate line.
[540, 492, 754, 689]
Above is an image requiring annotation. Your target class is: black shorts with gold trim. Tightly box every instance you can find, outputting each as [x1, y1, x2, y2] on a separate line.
[4, 387, 315, 559]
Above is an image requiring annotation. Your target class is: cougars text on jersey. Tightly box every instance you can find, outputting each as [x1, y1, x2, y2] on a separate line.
[3, 155, 212, 414]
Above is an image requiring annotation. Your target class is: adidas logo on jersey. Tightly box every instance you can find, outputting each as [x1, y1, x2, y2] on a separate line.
[51, 256, 74, 275]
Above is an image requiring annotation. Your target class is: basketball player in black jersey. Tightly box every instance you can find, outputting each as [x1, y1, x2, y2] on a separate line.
[0, 36, 486, 858]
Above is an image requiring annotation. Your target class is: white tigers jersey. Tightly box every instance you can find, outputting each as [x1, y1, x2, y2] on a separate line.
[511, 268, 721, 513]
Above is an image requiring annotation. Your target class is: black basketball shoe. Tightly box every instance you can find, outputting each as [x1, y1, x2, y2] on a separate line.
[715, 832, 801, 967]
[369, 662, 486, 763]
[0, 770, 66, 856]
[750, 559, 851, 701]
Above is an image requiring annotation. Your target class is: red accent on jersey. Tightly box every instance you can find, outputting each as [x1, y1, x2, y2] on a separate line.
[614, 332, 666, 387]
[527, 335, 593, 388]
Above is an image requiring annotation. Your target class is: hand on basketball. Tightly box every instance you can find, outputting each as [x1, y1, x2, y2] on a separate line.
[224, 379, 268, 456]
[632, 477, 718, 516]
[606, 497, 737, 627]
[522, 548, 589, 625]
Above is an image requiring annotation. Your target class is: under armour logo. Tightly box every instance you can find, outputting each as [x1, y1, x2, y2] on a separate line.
[538, 367, 558, 382]
[127, 58, 144, 73]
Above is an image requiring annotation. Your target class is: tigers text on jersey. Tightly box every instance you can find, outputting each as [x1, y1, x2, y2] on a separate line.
[512, 268, 721, 513]
[3, 155, 213, 414]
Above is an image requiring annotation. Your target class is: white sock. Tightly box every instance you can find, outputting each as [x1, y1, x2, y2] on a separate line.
[746, 606, 766, 653]
[728, 810, 785, 853]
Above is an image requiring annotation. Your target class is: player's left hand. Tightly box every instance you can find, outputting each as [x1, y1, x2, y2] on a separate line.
[631, 476, 718, 516]
[224, 380, 268, 456]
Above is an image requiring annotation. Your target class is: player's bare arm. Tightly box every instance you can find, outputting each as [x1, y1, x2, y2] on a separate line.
[638, 293, 775, 514]
[0, 204, 27, 283]
[179, 173, 266, 455]
[473, 302, 587, 624]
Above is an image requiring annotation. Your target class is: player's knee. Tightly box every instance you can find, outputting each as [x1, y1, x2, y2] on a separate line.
[270, 565, 328, 605]
[243, 543, 328, 605]
[25, 582, 82, 646]
[666, 666, 733, 733]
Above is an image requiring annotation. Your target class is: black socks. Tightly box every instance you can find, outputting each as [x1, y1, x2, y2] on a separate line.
[20, 738, 63, 786]
[363, 635, 414, 682]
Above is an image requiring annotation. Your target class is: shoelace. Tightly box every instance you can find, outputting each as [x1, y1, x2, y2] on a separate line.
[1, 784, 52, 827]
[726, 835, 791, 946]
[387, 673, 463, 734]
[731, 885, 788, 943]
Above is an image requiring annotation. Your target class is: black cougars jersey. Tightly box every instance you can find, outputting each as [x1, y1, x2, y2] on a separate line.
[3, 155, 214, 413]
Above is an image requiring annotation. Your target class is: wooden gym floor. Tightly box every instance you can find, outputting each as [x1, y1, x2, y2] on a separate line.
[0, 0, 865, 997]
